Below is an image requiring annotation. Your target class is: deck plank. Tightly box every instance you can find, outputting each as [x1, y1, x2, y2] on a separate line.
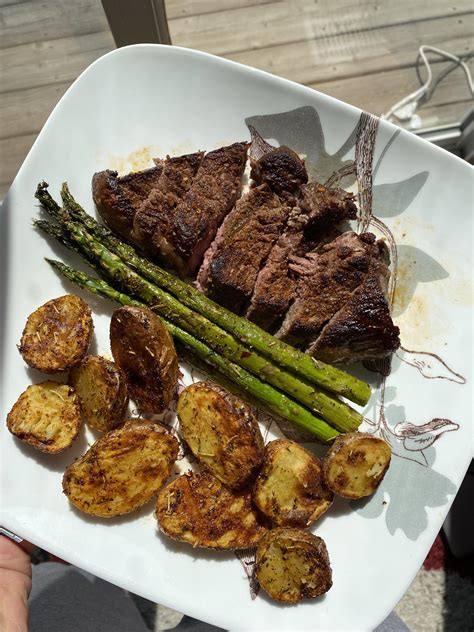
[229, 14, 472, 85]
[1, 0, 471, 196]
[0, 31, 114, 93]
[169, 0, 472, 56]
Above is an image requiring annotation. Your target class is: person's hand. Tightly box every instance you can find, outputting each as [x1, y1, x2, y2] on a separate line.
[0, 535, 32, 632]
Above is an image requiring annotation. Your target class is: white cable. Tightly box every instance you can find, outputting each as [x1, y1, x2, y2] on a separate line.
[382, 45, 474, 123]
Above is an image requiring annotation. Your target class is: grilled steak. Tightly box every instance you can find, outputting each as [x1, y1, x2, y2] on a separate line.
[250, 145, 308, 196]
[309, 275, 400, 363]
[92, 165, 162, 241]
[154, 142, 248, 277]
[133, 152, 203, 253]
[277, 232, 387, 347]
[299, 182, 357, 238]
[247, 184, 357, 330]
[197, 185, 291, 313]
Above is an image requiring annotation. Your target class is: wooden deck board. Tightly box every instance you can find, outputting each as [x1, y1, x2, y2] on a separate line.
[1, 0, 472, 197]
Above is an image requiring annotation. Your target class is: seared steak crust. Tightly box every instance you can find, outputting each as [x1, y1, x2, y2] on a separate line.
[250, 145, 308, 195]
[156, 142, 248, 277]
[277, 232, 387, 346]
[247, 184, 358, 330]
[199, 185, 291, 313]
[133, 152, 203, 252]
[92, 166, 162, 241]
[310, 275, 400, 363]
[300, 182, 357, 237]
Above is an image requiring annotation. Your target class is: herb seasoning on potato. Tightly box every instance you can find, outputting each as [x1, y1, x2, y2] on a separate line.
[69, 355, 129, 432]
[323, 431, 391, 499]
[63, 418, 179, 517]
[177, 381, 264, 488]
[255, 527, 332, 603]
[110, 306, 178, 414]
[7, 381, 82, 453]
[252, 439, 333, 528]
[19, 294, 93, 373]
[156, 471, 267, 550]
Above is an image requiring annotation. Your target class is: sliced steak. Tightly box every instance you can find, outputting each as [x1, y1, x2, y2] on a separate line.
[247, 183, 357, 330]
[309, 275, 400, 363]
[197, 185, 290, 313]
[132, 152, 203, 253]
[250, 145, 308, 196]
[276, 232, 387, 347]
[92, 165, 162, 241]
[299, 182, 357, 238]
[156, 142, 248, 277]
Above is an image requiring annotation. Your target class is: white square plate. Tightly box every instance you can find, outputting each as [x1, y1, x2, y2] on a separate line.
[1, 45, 472, 631]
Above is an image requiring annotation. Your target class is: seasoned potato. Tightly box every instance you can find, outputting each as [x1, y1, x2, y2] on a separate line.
[177, 381, 264, 489]
[19, 295, 93, 373]
[252, 439, 333, 528]
[255, 528, 332, 603]
[69, 355, 129, 432]
[110, 306, 178, 414]
[6, 381, 81, 453]
[156, 471, 267, 550]
[322, 432, 391, 499]
[63, 419, 178, 517]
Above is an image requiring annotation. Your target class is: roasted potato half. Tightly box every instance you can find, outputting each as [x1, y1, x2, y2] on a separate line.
[69, 355, 129, 432]
[6, 381, 81, 453]
[252, 439, 333, 528]
[110, 306, 178, 414]
[322, 432, 391, 499]
[19, 294, 93, 373]
[177, 381, 264, 488]
[63, 419, 179, 517]
[156, 471, 267, 550]
[255, 527, 332, 603]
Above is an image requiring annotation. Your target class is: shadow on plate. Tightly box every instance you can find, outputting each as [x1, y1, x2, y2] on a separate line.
[155, 528, 235, 563]
[13, 427, 90, 474]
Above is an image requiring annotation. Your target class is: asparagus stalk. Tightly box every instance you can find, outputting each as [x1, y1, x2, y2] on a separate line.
[36, 217, 362, 433]
[47, 259, 339, 442]
[42, 182, 370, 407]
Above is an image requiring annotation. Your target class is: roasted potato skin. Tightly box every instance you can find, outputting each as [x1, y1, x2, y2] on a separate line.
[110, 306, 178, 414]
[252, 439, 333, 528]
[69, 355, 129, 432]
[255, 527, 332, 603]
[19, 295, 93, 373]
[7, 381, 81, 453]
[156, 471, 267, 550]
[323, 432, 392, 499]
[177, 381, 264, 489]
[63, 418, 179, 517]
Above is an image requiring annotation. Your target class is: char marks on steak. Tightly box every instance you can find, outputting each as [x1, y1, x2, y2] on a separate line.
[299, 182, 357, 238]
[155, 142, 248, 278]
[92, 165, 163, 241]
[250, 145, 308, 196]
[246, 183, 357, 330]
[277, 232, 388, 347]
[132, 152, 203, 252]
[197, 184, 291, 313]
[309, 275, 400, 363]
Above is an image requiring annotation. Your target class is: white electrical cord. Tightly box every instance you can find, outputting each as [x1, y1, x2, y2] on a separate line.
[381, 45, 474, 124]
